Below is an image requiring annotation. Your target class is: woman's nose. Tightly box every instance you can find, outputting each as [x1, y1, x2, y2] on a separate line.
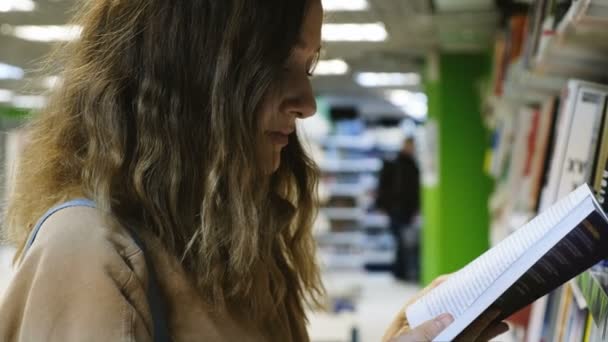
[280, 75, 317, 119]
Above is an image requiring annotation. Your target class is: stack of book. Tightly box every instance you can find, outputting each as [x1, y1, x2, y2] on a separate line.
[316, 122, 397, 271]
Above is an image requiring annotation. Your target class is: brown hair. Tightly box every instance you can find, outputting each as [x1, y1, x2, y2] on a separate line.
[4, 0, 324, 340]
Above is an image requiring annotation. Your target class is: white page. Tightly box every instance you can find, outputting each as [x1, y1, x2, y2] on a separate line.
[406, 184, 593, 328]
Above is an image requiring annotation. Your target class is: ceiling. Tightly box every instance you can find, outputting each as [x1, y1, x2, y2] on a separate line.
[0, 0, 499, 119]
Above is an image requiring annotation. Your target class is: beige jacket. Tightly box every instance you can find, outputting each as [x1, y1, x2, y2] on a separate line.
[0, 206, 269, 341]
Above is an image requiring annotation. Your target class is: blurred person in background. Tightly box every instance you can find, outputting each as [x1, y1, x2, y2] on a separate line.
[0, 0, 506, 341]
[377, 136, 421, 282]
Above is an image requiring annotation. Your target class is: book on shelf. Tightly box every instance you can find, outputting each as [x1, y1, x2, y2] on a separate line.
[539, 287, 564, 342]
[592, 97, 608, 209]
[555, 284, 574, 341]
[540, 80, 608, 211]
[536, 265, 608, 341]
[529, 97, 559, 213]
[519, 0, 608, 79]
[562, 0, 608, 28]
[405, 183, 608, 341]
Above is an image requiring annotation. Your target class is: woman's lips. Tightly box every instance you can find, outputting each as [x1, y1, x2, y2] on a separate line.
[267, 132, 289, 146]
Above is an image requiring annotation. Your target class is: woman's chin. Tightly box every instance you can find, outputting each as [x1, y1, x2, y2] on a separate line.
[263, 150, 281, 174]
[271, 152, 281, 173]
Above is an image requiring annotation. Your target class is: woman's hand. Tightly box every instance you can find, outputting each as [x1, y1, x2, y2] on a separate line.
[382, 275, 509, 342]
[382, 274, 450, 341]
[390, 312, 454, 342]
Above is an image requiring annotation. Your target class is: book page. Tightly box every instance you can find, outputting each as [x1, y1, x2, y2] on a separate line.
[406, 184, 593, 328]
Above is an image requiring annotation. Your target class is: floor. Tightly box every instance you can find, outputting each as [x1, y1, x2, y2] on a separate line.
[308, 271, 419, 342]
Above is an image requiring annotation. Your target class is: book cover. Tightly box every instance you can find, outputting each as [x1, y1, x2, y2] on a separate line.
[507, 106, 536, 212]
[540, 80, 608, 211]
[530, 97, 558, 213]
[592, 98, 608, 209]
[555, 285, 573, 341]
[583, 311, 593, 342]
[535, 97, 562, 215]
[540, 288, 563, 342]
[540, 80, 579, 211]
[555, 86, 608, 199]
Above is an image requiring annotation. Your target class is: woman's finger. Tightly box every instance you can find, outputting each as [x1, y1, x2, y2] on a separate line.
[394, 313, 454, 342]
[383, 275, 454, 342]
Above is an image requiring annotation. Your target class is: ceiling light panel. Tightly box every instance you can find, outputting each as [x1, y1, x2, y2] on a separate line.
[434, 0, 494, 12]
[42, 75, 61, 89]
[322, 23, 388, 42]
[323, 0, 369, 11]
[314, 59, 349, 75]
[0, 62, 24, 80]
[355, 72, 421, 87]
[0, 89, 14, 102]
[0, 0, 35, 12]
[11, 25, 82, 42]
[12, 95, 47, 109]
[385, 90, 428, 120]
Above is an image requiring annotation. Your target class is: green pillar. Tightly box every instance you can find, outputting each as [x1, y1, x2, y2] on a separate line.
[421, 52, 493, 285]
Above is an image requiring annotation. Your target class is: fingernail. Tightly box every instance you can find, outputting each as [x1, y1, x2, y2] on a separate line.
[436, 313, 454, 328]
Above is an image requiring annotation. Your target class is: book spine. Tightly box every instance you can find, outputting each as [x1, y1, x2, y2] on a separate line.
[540, 81, 579, 210]
[526, 295, 549, 342]
[583, 311, 593, 342]
[590, 97, 608, 191]
[594, 99, 608, 210]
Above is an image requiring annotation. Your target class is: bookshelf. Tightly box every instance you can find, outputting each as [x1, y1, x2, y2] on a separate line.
[315, 123, 398, 272]
[485, 0, 608, 340]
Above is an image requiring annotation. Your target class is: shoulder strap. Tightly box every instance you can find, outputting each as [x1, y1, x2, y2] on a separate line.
[125, 226, 171, 342]
[23, 199, 171, 342]
[24, 199, 97, 254]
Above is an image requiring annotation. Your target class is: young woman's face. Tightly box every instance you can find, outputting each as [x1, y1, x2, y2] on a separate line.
[259, 0, 323, 172]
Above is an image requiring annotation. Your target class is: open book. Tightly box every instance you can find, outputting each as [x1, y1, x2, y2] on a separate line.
[406, 183, 608, 341]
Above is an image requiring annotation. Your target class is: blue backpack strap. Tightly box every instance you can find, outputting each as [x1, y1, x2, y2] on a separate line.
[24, 199, 97, 254]
[23, 199, 171, 342]
[125, 227, 171, 342]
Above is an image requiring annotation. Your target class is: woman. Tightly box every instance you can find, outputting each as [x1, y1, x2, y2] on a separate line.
[0, 0, 507, 341]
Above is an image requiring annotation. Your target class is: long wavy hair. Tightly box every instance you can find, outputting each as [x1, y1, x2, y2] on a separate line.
[3, 0, 324, 340]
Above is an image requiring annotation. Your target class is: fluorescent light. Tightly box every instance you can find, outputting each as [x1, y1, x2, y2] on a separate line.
[12, 95, 46, 109]
[0, 89, 14, 102]
[355, 72, 421, 87]
[11, 25, 82, 42]
[0, 0, 35, 12]
[323, 0, 368, 11]
[0, 62, 24, 80]
[42, 75, 61, 89]
[385, 90, 428, 120]
[322, 23, 387, 42]
[314, 59, 349, 75]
